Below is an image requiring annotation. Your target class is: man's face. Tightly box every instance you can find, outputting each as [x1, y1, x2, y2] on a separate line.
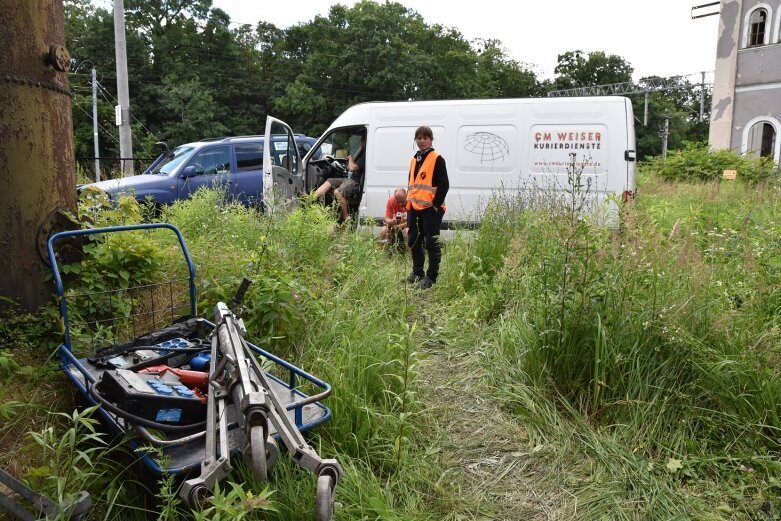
[395, 193, 407, 206]
[415, 134, 432, 151]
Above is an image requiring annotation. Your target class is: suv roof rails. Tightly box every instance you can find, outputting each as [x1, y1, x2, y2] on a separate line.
[198, 135, 263, 143]
[225, 135, 264, 140]
[197, 134, 311, 143]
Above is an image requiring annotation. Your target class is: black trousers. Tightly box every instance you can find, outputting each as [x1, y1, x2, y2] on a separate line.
[407, 207, 444, 282]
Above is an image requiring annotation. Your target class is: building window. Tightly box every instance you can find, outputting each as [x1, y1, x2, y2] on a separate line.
[746, 121, 776, 158]
[748, 9, 767, 46]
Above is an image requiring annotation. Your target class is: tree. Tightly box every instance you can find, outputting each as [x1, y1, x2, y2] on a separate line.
[631, 76, 712, 158]
[65, 0, 544, 155]
[271, 1, 542, 134]
[554, 50, 633, 90]
[472, 39, 542, 98]
[157, 76, 228, 144]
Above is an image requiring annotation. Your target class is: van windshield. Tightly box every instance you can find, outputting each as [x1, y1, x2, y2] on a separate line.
[149, 146, 196, 175]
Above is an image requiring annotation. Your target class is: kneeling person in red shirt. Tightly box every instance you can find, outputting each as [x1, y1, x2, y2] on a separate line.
[379, 188, 408, 252]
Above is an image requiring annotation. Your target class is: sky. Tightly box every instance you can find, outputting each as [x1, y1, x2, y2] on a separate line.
[210, 0, 722, 83]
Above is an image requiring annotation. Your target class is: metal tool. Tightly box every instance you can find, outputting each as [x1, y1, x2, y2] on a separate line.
[180, 281, 342, 520]
[0, 467, 91, 521]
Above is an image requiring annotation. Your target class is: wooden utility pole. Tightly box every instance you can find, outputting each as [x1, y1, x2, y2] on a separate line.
[0, 0, 77, 313]
[113, 0, 134, 177]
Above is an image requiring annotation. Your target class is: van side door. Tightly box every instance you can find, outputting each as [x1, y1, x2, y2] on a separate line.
[263, 117, 304, 209]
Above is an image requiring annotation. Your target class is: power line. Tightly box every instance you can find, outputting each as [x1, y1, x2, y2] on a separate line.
[547, 71, 714, 125]
[547, 72, 714, 97]
[95, 79, 159, 142]
[72, 99, 120, 145]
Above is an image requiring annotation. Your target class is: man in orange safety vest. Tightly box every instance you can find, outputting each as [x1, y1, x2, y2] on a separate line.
[405, 126, 449, 289]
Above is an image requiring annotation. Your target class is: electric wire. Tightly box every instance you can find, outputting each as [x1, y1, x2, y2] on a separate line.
[72, 99, 121, 145]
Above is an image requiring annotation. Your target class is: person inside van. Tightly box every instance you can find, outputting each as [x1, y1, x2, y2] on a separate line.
[379, 188, 408, 253]
[405, 126, 449, 289]
[313, 133, 365, 222]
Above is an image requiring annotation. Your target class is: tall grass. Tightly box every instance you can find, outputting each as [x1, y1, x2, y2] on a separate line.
[160, 192, 446, 518]
[5, 170, 781, 519]
[432, 166, 781, 518]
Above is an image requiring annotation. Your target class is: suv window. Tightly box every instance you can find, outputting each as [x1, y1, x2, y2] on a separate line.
[190, 145, 231, 175]
[151, 146, 196, 175]
[235, 143, 264, 172]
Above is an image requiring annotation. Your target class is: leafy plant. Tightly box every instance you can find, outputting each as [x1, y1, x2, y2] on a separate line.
[643, 141, 779, 184]
[24, 406, 110, 513]
[192, 481, 275, 521]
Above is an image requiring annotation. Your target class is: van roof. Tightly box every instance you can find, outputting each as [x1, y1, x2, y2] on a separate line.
[329, 96, 631, 128]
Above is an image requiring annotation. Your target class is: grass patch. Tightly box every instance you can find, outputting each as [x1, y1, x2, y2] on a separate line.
[2, 170, 781, 519]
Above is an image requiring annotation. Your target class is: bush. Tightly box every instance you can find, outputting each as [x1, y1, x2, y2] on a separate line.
[642, 141, 779, 184]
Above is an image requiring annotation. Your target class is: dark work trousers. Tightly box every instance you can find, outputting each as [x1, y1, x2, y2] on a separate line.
[407, 207, 444, 282]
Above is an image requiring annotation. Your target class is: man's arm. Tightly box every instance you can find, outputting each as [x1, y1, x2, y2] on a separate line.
[432, 156, 449, 209]
[383, 199, 396, 226]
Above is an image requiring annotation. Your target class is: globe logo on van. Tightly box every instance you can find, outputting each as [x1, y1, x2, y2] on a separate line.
[464, 132, 510, 164]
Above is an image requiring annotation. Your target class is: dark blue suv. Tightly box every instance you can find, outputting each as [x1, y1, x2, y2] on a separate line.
[78, 135, 317, 206]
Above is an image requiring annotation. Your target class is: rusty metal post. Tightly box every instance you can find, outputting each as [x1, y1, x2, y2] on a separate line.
[0, 0, 77, 313]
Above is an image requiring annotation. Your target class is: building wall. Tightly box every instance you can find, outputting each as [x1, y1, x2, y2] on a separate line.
[709, 0, 743, 151]
[710, 0, 781, 161]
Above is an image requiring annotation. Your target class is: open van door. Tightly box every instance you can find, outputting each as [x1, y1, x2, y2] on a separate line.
[263, 116, 304, 210]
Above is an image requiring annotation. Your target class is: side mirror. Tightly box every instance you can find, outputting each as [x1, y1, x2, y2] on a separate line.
[181, 165, 197, 178]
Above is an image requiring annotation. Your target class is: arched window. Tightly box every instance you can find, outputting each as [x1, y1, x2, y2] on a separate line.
[748, 8, 768, 46]
[746, 121, 776, 158]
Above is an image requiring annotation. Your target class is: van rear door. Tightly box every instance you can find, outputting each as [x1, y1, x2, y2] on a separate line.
[624, 98, 637, 199]
[263, 117, 304, 209]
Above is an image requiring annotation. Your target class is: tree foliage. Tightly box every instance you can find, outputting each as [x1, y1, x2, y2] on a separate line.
[554, 50, 633, 90]
[65, 0, 542, 152]
[631, 76, 712, 159]
[65, 0, 710, 164]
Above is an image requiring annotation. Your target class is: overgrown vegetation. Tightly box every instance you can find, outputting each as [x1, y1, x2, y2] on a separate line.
[642, 141, 780, 184]
[2, 155, 781, 518]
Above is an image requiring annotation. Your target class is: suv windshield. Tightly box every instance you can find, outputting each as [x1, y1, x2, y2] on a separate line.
[149, 146, 196, 175]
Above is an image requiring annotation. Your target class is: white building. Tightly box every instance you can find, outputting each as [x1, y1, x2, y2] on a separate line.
[710, 0, 781, 162]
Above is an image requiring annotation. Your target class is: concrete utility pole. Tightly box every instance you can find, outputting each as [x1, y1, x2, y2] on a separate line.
[0, 0, 77, 313]
[92, 66, 101, 181]
[113, 0, 134, 177]
[661, 116, 671, 157]
[700, 71, 706, 122]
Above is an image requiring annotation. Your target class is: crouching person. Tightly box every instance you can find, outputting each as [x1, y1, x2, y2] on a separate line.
[379, 188, 408, 253]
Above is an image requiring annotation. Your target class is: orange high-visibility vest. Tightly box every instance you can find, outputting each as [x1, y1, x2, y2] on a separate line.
[407, 151, 444, 211]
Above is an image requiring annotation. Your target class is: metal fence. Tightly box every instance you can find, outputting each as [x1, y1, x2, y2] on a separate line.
[75, 157, 157, 183]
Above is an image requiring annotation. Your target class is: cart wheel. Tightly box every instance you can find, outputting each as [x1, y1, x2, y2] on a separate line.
[188, 485, 211, 509]
[249, 425, 268, 481]
[265, 436, 280, 470]
[316, 474, 334, 521]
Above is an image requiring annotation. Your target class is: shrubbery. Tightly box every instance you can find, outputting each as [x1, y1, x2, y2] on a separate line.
[642, 141, 779, 184]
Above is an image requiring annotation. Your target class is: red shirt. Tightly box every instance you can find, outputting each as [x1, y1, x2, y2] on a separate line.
[385, 197, 407, 223]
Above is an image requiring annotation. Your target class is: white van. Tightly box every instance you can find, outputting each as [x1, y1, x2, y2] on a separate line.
[263, 96, 636, 226]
